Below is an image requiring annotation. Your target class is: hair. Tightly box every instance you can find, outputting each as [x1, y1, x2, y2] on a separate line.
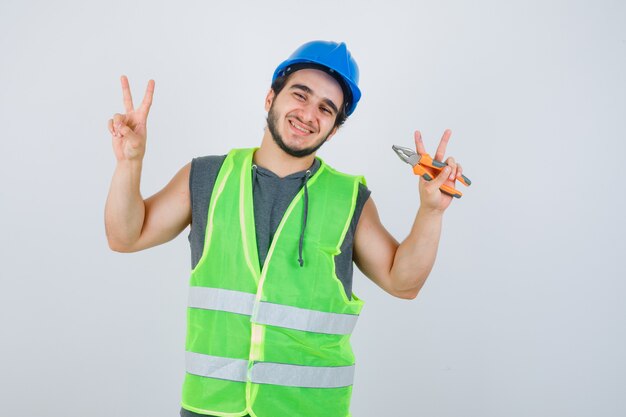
[270, 63, 350, 129]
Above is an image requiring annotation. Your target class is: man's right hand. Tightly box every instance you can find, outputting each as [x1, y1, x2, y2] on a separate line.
[108, 75, 155, 162]
[105, 75, 191, 253]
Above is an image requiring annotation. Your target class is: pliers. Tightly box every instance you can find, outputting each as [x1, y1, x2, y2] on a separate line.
[392, 145, 471, 198]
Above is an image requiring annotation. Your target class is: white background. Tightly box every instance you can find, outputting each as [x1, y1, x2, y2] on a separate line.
[1, 1, 625, 416]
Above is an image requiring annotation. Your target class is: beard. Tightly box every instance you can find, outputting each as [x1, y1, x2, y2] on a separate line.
[266, 103, 332, 158]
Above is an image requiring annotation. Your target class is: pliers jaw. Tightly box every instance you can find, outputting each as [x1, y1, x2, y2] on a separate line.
[392, 144, 470, 199]
[392, 144, 421, 167]
[392, 144, 434, 181]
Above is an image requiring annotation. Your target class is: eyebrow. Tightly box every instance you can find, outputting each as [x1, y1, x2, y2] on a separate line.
[289, 84, 339, 115]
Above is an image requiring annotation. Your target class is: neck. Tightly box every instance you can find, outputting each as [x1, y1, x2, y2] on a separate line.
[254, 128, 317, 178]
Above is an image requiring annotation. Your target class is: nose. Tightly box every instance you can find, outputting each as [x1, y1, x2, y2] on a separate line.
[298, 100, 316, 125]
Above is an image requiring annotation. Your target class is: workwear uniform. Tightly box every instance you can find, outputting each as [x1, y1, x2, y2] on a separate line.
[181, 148, 367, 417]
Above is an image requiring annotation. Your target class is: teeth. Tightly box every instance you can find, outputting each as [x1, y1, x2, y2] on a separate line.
[290, 120, 311, 133]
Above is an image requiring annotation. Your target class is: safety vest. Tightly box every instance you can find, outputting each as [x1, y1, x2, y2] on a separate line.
[181, 148, 366, 417]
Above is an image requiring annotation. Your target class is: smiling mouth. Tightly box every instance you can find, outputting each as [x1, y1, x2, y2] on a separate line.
[289, 119, 315, 135]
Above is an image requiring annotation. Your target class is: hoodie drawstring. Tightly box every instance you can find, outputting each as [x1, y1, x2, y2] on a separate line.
[298, 170, 311, 267]
[251, 164, 258, 192]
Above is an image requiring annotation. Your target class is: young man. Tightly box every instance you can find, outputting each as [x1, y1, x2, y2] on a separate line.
[105, 41, 464, 417]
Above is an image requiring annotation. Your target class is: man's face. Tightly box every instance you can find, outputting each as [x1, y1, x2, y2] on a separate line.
[265, 69, 344, 158]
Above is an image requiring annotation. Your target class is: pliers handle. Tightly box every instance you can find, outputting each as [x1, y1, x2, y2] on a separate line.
[392, 145, 471, 198]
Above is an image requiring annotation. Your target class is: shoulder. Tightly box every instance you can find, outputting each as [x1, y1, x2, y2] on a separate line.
[191, 155, 228, 172]
[190, 155, 227, 183]
[356, 182, 371, 207]
[319, 158, 367, 186]
[188, 155, 231, 212]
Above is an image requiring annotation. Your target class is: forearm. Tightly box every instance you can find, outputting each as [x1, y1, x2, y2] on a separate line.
[389, 208, 444, 295]
[105, 160, 146, 250]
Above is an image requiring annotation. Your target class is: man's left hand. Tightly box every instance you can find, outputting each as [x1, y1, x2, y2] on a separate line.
[414, 129, 463, 213]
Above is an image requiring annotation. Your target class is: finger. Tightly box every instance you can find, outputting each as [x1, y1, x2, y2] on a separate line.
[120, 75, 134, 113]
[108, 119, 115, 135]
[112, 114, 128, 137]
[112, 113, 127, 128]
[456, 163, 463, 180]
[414, 130, 427, 155]
[118, 125, 135, 138]
[445, 157, 457, 181]
[140, 79, 155, 114]
[434, 129, 452, 162]
[433, 166, 451, 188]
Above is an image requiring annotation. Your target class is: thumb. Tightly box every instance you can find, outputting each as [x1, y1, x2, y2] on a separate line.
[432, 166, 451, 188]
[118, 124, 135, 138]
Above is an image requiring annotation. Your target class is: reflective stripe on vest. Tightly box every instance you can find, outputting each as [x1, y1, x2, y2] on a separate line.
[188, 286, 255, 316]
[186, 351, 248, 382]
[188, 286, 358, 335]
[250, 361, 355, 389]
[252, 301, 358, 335]
[186, 351, 355, 388]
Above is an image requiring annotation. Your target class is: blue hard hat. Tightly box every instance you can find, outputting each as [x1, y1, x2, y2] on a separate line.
[272, 40, 361, 116]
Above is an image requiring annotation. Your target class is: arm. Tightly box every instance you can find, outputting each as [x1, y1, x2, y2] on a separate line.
[353, 192, 445, 300]
[104, 75, 191, 252]
[105, 161, 191, 252]
[353, 129, 463, 299]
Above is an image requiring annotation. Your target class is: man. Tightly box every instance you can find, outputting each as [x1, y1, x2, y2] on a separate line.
[105, 41, 464, 417]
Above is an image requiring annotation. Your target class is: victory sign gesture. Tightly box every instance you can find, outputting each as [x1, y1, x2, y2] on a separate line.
[414, 129, 464, 213]
[108, 75, 155, 162]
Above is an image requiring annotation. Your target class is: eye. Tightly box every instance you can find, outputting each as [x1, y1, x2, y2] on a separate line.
[294, 92, 305, 101]
[320, 107, 332, 115]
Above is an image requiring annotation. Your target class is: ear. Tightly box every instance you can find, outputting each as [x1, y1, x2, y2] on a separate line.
[264, 89, 275, 112]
